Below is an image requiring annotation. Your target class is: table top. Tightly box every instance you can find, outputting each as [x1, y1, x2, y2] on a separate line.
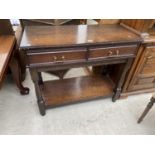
[22, 19, 73, 26]
[20, 24, 141, 50]
[0, 35, 15, 85]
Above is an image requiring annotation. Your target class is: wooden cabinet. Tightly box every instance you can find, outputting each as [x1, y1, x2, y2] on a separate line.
[121, 38, 155, 96]
[121, 19, 155, 96]
[127, 45, 155, 92]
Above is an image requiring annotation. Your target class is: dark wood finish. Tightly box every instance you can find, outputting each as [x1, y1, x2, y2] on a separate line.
[4, 25, 27, 82]
[138, 95, 155, 123]
[0, 19, 29, 94]
[112, 59, 133, 102]
[20, 25, 140, 49]
[20, 24, 141, 115]
[30, 69, 45, 115]
[0, 35, 15, 87]
[89, 45, 137, 59]
[20, 19, 86, 80]
[27, 48, 87, 65]
[40, 76, 114, 108]
[20, 19, 83, 27]
[121, 20, 155, 97]
[123, 44, 155, 94]
[13, 25, 27, 81]
[0, 20, 14, 35]
[134, 46, 155, 86]
[9, 52, 29, 95]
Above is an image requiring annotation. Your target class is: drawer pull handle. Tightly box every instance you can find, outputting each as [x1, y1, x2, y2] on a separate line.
[108, 51, 113, 56]
[116, 50, 119, 56]
[53, 56, 58, 61]
[62, 56, 65, 60]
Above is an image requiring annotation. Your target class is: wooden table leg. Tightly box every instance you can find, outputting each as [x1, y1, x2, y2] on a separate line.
[30, 69, 46, 116]
[137, 96, 155, 123]
[38, 72, 43, 85]
[18, 50, 27, 82]
[9, 55, 29, 95]
[112, 59, 133, 102]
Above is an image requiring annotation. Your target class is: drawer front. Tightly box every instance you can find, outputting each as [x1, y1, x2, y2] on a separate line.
[140, 46, 155, 76]
[130, 83, 155, 91]
[137, 77, 155, 85]
[141, 65, 155, 75]
[89, 45, 137, 59]
[129, 77, 155, 91]
[27, 49, 87, 65]
[126, 45, 155, 92]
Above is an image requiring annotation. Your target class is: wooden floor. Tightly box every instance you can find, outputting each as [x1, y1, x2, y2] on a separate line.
[40, 75, 115, 108]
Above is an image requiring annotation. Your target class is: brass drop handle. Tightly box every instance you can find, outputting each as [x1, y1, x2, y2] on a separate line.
[116, 50, 119, 56]
[61, 55, 65, 60]
[108, 51, 113, 56]
[53, 56, 57, 61]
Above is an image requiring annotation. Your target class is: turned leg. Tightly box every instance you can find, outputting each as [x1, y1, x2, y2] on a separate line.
[137, 97, 155, 123]
[38, 72, 43, 85]
[112, 59, 133, 102]
[9, 55, 29, 95]
[30, 69, 45, 116]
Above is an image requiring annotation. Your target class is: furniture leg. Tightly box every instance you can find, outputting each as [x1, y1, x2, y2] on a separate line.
[38, 72, 43, 85]
[18, 50, 27, 82]
[137, 96, 155, 123]
[112, 59, 133, 102]
[9, 55, 29, 95]
[30, 69, 46, 116]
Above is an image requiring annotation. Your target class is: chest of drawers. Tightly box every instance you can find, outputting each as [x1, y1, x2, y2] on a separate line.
[126, 44, 155, 92]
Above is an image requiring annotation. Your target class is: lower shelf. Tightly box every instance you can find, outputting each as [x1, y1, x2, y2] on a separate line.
[40, 75, 115, 108]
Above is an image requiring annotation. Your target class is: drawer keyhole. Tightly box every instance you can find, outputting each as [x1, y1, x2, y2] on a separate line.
[62, 56, 65, 60]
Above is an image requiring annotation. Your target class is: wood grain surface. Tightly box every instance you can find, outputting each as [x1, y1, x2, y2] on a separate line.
[40, 75, 115, 108]
[0, 35, 15, 85]
[20, 24, 141, 49]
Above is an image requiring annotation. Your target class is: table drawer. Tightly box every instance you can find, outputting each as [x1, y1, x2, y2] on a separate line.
[27, 49, 87, 65]
[141, 65, 155, 75]
[130, 83, 155, 91]
[129, 76, 155, 91]
[89, 45, 137, 59]
[140, 47, 155, 75]
[137, 77, 155, 85]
